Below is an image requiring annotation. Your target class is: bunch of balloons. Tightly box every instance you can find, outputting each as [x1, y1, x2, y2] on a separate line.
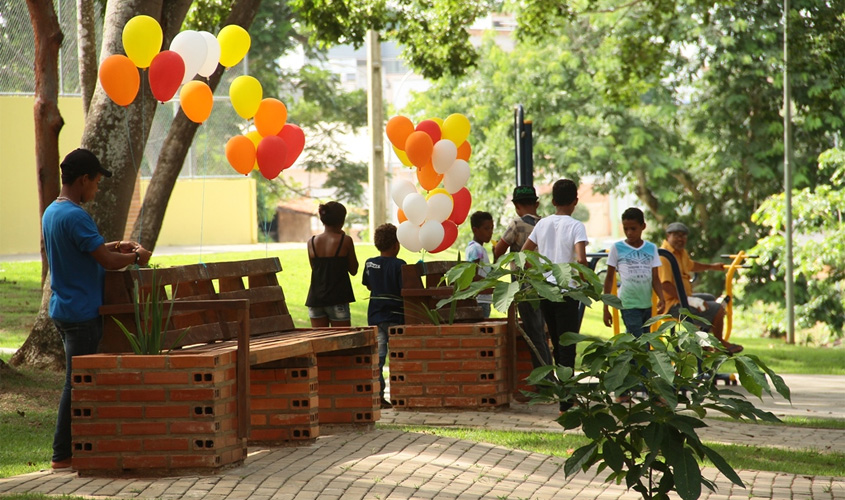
[386, 113, 473, 253]
[224, 110, 306, 180]
[98, 15, 251, 124]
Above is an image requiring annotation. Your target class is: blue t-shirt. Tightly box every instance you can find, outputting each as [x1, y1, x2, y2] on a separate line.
[362, 255, 406, 325]
[606, 239, 661, 310]
[42, 201, 106, 322]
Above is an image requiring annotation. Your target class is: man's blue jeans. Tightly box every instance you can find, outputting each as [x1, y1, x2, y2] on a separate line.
[52, 318, 102, 462]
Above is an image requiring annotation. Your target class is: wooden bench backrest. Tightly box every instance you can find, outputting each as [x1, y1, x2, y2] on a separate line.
[400, 260, 483, 324]
[100, 257, 295, 353]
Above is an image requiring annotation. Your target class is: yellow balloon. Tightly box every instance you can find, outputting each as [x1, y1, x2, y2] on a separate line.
[393, 145, 412, 167]
[218, 25, 251, 68]
[230, 75, 263, 120]
[425, 188, 453, 201]
[441, 113, 471, 145]
[246, 130, 262, 170]
[122, 15, 162, 69]
[430, 117, 444, 127]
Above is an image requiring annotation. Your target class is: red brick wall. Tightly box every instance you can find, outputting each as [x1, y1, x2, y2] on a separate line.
[388, 322, 509, 408]
[71, 350, 244, 477]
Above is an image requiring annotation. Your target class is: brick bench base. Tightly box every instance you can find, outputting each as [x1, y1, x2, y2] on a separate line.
[388, 322, 509, 409]
[71, 351, 244, 477]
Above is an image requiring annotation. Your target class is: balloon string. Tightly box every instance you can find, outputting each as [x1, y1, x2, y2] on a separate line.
[198, 120, 207, 264]
[136, 68, 145, 245]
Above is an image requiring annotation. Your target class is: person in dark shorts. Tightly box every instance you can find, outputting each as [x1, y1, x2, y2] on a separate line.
[305, 201, 359, 327]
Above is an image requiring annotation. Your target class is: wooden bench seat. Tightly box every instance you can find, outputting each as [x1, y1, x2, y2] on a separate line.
[71, 257, 377, 476]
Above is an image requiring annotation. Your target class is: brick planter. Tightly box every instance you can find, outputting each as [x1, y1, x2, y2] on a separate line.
[388, 322, 509, 409]
[71, 350, 244, 477]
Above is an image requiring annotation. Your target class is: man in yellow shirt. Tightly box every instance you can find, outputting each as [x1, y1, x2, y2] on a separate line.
[658, 222, 743, 354]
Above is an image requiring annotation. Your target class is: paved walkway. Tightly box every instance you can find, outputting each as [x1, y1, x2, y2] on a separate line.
[2, 375, 844, 499]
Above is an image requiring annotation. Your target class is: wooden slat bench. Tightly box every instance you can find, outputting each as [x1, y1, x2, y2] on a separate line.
[70, 257, 377, 476]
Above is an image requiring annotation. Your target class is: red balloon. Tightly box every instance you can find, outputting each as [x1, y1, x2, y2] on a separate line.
[277, 123, 305, 169]
[448, 187, 472, 225]
[256, 136, 288, 180]
[415, 120, 441, 143]
[148, 50, 185, 103]
[431, 220, 458, 253]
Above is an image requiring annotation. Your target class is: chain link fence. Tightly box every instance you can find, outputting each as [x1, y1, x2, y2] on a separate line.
[1, 0, 246, 178]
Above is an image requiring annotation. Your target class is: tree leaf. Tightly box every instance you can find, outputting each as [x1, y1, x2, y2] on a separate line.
[734, 356, 767, 399]
[602, 439, 625, 472]
[700, 444, 745, 488]
[564, 442, 598, 477]
[672, 449, 702, 500]
[648, 350, 675, 384]
[492, 281, 520, 313]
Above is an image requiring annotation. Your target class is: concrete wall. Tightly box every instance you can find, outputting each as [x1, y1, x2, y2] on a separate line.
[0, 95, 257, 256]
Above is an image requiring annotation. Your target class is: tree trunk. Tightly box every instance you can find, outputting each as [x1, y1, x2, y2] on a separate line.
[26, 0, 64, 287]
[10, 278, 65, 371]
[81, 0, 166, 241]
[76, 0, 98, 116]
[133, 0, 263, 250]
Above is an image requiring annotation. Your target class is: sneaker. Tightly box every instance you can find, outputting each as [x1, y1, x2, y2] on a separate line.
[380, 398, 393, 409]
[51, 458, 73, 471]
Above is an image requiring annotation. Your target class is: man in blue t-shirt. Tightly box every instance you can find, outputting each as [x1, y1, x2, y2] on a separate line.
[362, 223, 406, 409]
[42, 148, 152, 470]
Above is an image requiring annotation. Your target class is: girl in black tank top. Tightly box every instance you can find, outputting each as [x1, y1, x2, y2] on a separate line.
[305, 202, 358, 327]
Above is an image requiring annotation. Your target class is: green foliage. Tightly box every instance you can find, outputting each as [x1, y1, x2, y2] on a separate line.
[435, 251, 611, 316]
[440, 251, 791, 500]
[745, 148, 845, 339]
[527, 323, 789, 500]
[408, 1, 845, 298]
[112, 268, 187, 355]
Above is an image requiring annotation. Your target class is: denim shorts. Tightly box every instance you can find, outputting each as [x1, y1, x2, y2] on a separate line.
[307, 303, 351, 322]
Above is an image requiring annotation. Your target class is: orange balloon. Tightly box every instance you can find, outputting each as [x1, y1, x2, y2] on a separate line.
[397, 208, 408, 223]
[386, 115, 415, 150]
[98, 54, 139, 107]
[225, 135, 256, 175]
[179, 81, 213, 123]
[417, 161, 444, 191]
[254, 98, 287, 137]
[457, 140, 472, 161]
[405, 131, 434, 168]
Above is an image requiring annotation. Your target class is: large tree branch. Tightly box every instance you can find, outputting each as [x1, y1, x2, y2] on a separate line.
[76, 0, 98, 116]
[26, 0, 64, 286]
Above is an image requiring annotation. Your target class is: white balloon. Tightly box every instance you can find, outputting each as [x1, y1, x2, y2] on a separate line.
[419, 220, 445, 252]
[443, 159, 470, 193]
[170, 30, 207, 84]
[391, 179, 417, 208]
[426, 193, 453, 223]
[431, 139, 457, 174]
[197, 31, 221, 77]
[397, 221, 422, 253]
[402, 193, 428, 226]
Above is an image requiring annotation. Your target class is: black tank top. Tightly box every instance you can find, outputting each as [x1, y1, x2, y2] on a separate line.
[305, 234, 356, 307]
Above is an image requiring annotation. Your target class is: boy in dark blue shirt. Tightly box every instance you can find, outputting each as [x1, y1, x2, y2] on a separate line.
[363, 223, 406, 409]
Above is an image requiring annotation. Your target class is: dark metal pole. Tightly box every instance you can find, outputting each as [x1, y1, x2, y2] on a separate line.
[514, 105, 524, 186]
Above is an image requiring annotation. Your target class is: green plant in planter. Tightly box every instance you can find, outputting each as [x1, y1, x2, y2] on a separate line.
[112, 267, 187, 355]
[437, 250, 606, 360]
[438, 251, 791, 500]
